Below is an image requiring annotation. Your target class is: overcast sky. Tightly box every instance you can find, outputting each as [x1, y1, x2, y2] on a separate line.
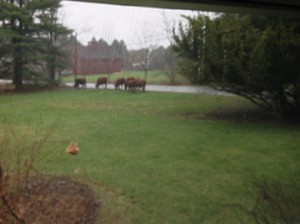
[58, 1, 200, 49]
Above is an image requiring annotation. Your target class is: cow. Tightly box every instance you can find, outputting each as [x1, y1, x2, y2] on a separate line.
[135, 79, 146, 92]
[74, 78, 86, 88]
[125, 77, 135, 91]
[114, 77, 125, 89]
[126, 79, 137, 92]
[95, 77, 108, 89]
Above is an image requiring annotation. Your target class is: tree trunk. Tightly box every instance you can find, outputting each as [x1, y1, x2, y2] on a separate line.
[170, 58, 176, 84]
[48, 31, 56, 81]
[275, 91, 291, 120]
[49, 56, 56, 80]
[11, 0, 24, 90]
[12, 43, 23, 90]
[144, 68, 148, 81]
[13, 62, 23, 89]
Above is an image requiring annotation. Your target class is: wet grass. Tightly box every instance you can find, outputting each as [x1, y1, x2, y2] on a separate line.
[0, 89, 299, 223]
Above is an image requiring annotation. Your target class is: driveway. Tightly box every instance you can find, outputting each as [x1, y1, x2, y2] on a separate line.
[0, 79, 232, 96]
[65, 82, 233, 96]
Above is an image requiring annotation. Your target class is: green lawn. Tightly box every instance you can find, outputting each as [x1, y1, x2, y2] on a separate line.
[0, 89, 299, 224]
[61, 70, 190, 85]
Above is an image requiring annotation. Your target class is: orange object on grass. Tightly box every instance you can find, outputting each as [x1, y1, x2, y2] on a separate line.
[65, 142, 79, 155]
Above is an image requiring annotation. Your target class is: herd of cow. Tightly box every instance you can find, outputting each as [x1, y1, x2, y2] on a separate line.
[74, 77, 146, 92]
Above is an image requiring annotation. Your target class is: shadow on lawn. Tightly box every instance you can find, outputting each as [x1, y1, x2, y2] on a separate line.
[205, 108, 274, 122]
[181, 107, 274, 123]
[182, 107, 300, 124]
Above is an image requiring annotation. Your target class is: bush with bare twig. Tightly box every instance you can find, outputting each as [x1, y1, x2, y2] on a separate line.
[0, 124, 99, 224]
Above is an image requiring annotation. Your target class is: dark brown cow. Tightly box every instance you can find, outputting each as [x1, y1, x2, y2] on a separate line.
[74, 78, 86, 88]
[125, 78, 137, 92]
[135, 79, 146, 92]
[114, 77, 125, 89]
[125, 77, 135, 91]
[95, 77, 108, 89]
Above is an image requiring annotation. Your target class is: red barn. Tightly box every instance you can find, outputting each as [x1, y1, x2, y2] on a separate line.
[72, 39, 123, 75]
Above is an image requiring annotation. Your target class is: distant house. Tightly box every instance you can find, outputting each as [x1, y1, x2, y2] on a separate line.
[71, 38, 123, 75]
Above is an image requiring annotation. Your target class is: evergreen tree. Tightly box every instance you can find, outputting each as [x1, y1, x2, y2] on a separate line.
[172, 14, 209, 83]
[0, 0, 71, 89]
[172, 13, 300, 119]
[111, 39, 129, 69]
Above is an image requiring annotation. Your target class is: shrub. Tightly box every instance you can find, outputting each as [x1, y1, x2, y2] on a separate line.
[235, 178, 300, 224]
[0, 124, 99, 224]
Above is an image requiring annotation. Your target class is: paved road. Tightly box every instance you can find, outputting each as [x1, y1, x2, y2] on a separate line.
[65, 82, 233, 96]
[0, 79, 232, 96]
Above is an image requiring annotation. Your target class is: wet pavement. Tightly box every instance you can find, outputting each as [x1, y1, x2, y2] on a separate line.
[65, 83, 233, 96]
[0, 79, 232, 96]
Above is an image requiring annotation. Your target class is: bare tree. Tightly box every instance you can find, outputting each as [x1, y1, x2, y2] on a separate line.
[138, 21, 157, 81]
[161, 11, 177, 84]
